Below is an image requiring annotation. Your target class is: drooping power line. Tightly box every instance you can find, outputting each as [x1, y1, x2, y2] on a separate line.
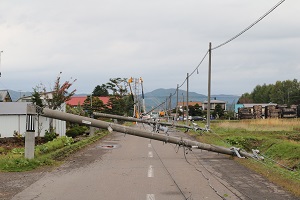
[212, 0, 286, 50]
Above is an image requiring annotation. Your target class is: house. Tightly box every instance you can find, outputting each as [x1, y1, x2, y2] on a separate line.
[66, 96, 110, 107]
[0, 90, 12, 102]
[0, 102, 66, 138]
[177, 101, 202, 108]
[17, 91, 52, 103]
[202, 100, 227, 111]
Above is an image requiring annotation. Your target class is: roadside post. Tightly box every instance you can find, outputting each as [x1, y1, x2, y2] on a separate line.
[25, 104, 36, 159]
[89, 114, 95, 136]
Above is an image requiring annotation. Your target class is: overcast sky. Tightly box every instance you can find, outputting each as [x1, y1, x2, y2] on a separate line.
[0, 0, 299, 96]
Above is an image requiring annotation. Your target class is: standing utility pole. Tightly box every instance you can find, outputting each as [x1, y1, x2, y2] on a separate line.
[207, 43, 212, 130]
[168, 93, 172, 117]
[0, 51, 3, 77]
[175, 84, 179, 121]
[186, 73, 189, 125]
[182, 93, 184, 121]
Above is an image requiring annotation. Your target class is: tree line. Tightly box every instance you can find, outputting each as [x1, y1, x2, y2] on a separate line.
[238, 79, 300, 106]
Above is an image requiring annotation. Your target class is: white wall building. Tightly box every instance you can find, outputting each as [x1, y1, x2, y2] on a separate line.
[202, 100, 227, 111]
[0, 102, 66, 138]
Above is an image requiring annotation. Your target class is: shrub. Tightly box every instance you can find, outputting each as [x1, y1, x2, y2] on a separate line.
[66, 129, 79, 138]
[44, 130, 57, 142]
[66, 125, 88, 138]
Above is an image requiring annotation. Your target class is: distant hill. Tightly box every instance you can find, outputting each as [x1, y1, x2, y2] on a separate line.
[146, 88, 206, 98]
[144, 88, 240, 111]
[8, 90, 32, 101]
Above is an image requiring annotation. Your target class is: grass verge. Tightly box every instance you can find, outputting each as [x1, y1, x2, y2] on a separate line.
[0, 130, 109, 172]
[188, 119, 300, 197]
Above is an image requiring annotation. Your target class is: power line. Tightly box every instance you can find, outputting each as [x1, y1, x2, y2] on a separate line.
[212, 0, 286, 50]
[160, 0, 286, 109]
[189, 50, 209, 77]
[177, 50, 209, 91]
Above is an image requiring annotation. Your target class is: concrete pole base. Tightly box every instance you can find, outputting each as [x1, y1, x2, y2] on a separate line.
[25, 131, 35, 159]
[89, 126, 95, 137]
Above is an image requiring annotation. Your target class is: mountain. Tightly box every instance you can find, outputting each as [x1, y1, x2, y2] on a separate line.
[146, 88, 206, 98]
[8, 90, 32, 101]
[144, 88, 240, 111]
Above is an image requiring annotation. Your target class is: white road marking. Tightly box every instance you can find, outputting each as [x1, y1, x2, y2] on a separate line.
[148, 151, 153, 158]
[146, 194, 155, 200]
[148, 143, 152, 148]
[148, 165, 154, 177]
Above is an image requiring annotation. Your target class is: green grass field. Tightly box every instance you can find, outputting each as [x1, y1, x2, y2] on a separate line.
[190, 118, 300, 197]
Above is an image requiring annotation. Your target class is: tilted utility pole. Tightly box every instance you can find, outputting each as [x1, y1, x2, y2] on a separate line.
[27, 105, 263, 160]
[93, 112, 203, 132]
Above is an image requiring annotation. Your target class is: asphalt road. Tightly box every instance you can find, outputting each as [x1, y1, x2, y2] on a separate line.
[10, 124, 298, 200]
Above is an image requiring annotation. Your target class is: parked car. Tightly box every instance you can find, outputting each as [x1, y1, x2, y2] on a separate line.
[190, 116, 206, 121]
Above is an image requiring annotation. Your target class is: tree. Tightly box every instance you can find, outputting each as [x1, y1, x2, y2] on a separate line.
[237, 93, 253, 104]
[104, 78, 132, 116]
[66, 104, 85, 116]
[36, 72, 76, 132]
[31, 87, 44, 138]
[238, 79, 300, 106]
[83, 96, 106, 116]
[92, 84, 109, 96]
[31, 87, 43, 107]
[106, 78, 128, 96]
[43, 72, 76, 111]
[105, 95, 127, 115]
[212, 104, 224, 119]
[193, 103, 203, 116]
[66, 104, 86, 128]
[269, 79, 300, 105]
[188, 104, 202, 116]
[252, 84, 272, 103]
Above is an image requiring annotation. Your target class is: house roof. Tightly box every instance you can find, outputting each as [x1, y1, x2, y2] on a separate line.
[66, 96, 110, 106]
[177, 101, 202, 107]
[203, 100, 226, 104]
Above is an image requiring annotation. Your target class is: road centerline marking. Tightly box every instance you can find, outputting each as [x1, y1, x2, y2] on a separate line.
[148, 165, 154, 177]
[148, 151, 153, 158]
[146, 194, 155, 200]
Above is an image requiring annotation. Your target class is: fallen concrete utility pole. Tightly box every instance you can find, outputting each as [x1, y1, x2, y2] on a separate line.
[93, 112, 205, 132]
[32, 105, 263, 159]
